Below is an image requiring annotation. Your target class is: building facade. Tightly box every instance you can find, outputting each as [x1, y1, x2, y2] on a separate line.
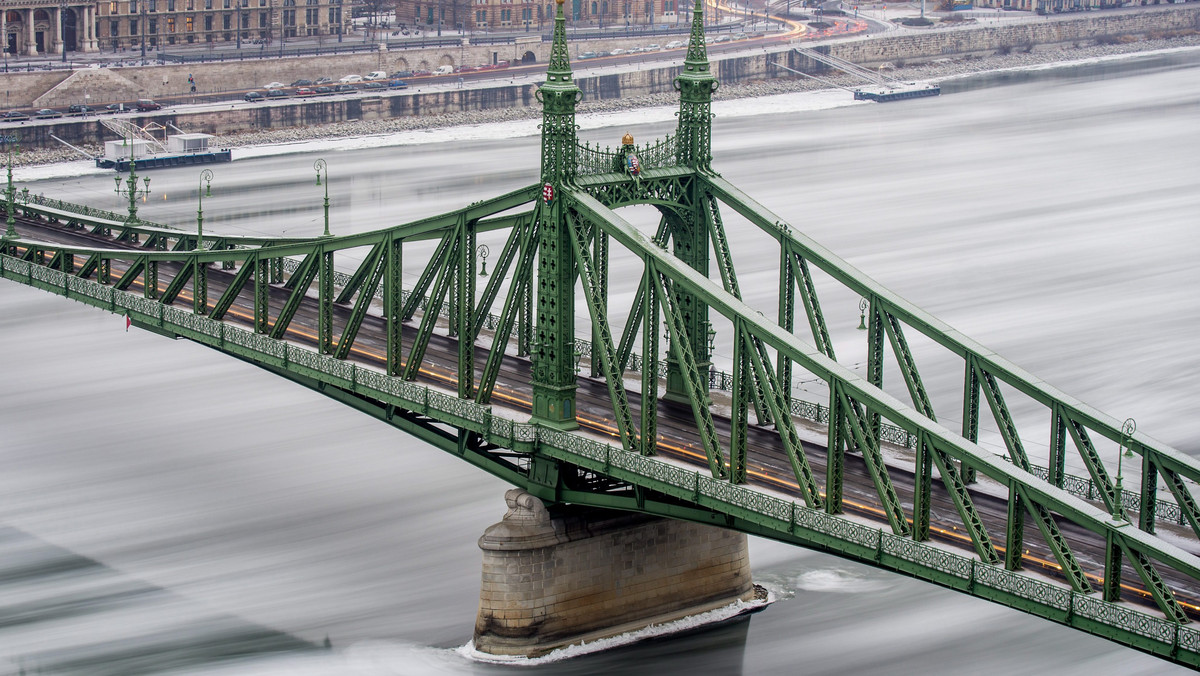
[3, 1, 101, 56]
[396, 0, 682, 34]
[94, 0, 348, 51]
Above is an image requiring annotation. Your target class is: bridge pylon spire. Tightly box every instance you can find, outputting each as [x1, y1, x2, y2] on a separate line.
[531, 0, 582, 430]
[675, 0, 718, 170]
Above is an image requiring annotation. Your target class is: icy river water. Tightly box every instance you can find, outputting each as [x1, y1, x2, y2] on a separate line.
[1, 48, 1199, 675]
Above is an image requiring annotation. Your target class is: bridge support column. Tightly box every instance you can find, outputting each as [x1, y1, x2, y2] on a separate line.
[473, 489, 763, 658]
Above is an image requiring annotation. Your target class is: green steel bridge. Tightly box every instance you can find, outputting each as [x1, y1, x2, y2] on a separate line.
[4, 0, 1200, 667]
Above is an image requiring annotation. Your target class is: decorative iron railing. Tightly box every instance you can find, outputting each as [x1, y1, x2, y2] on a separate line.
[575, 134, 678, 177]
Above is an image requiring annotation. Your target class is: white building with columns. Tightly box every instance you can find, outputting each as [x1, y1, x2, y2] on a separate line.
[2, 0, 100, 56]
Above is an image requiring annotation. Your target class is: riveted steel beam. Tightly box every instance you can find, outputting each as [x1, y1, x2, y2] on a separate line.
[334, 244, 385, 361]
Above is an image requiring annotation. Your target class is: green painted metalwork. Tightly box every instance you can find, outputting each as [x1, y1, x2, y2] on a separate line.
[913, 431, 932, 541]
[335, 244, 385, 361]
[255, 255, 270, 334]
[658, 264, 725, 478]
[837, 384, 908, 536]
[530, 0, 581, 431]
[385, 235, 403, 377]
[1006, 481, 1026, 571]
[640, 268, 659, 457]
[6, 16, 1200, 666]
[270, 253, 318, 339]
[1018, 484, 1092, 593]
[566, 208, 636, 450]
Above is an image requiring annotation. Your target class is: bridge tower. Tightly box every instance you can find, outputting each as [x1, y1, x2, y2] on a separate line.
[530, 0, 582, 430]
[663, 0, 719, 405]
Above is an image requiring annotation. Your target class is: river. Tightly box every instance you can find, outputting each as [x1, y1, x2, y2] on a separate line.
[1, 50, 1198, 675]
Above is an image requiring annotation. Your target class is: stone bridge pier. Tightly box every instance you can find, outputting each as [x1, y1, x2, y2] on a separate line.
[473, 489, 764, 657]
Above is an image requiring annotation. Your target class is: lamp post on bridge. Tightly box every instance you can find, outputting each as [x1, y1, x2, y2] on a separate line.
[314, 158, 331, 237]
[1113, 417, 1136, 521]
[3, 140, 19, 243]
[114, 142, 151, 225]
[195, 168, 213, 251]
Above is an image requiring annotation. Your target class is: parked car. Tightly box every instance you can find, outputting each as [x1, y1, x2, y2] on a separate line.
[387, 79, 409, 89]
[433, 65, 454, 75]
[578, 51, 598, 59]
[665, 40, 686, 49]
[135, 99, 162, 111]
[35, 108, 62, 118]
[290, 79, 313, 86]
[391, 70, 413, 78]
[67, 104, 94, 114]
[266, 89, 288, 98]
[243, 91, 264, 101]
[609, 48, 627, 56]
[339, 74, 363, 83]
[295, 87, 316, 96]
[1, 110, 29, 121]
[410, 69, 431, 77]
[365, 70, 387, 80]
[713, 34, 732, 43]
[104, 103, 128, 113]
[314, 77, 333, 85]
[645, 43, 661, 50]
[263, 81, 286, 89]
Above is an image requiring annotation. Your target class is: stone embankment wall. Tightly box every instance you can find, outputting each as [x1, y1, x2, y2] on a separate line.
[3, 5, 1196, 150]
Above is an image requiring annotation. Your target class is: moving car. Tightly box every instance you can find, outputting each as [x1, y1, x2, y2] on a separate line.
[295, 87, 316, 96]
[68, 104, 94, 114]
[333, 84, 357, 92]
[387, 79, 409, 89]
[361, 81, 385, 90]
[35, 108, 62, 118]
[266, 89, 288, 98]
[1, 110, 29, 121]
[243, 91, 264, 101]
[135, 99, 162, 111]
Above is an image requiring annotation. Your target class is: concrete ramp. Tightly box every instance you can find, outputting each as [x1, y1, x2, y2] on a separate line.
[35, 67, 143, 108]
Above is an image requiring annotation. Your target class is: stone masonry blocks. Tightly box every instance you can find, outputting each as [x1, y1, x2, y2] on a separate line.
[473, 489, 755, 657]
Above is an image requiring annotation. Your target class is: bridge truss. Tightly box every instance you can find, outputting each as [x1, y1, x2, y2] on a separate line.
[3, 0, 1200, 667]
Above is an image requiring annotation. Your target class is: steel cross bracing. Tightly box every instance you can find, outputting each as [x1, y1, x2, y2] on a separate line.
[4, 0, 1200, 666]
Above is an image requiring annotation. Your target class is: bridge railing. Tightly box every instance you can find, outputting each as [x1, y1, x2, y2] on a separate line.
[575, 134, 678, 177]
[4, 251, 1200, 667]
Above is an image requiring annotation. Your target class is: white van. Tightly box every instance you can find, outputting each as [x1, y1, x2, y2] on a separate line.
[434, 65, 454, 75]
[366, 71, 388, 80]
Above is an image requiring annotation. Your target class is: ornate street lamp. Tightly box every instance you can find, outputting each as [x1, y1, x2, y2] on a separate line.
[857, 297, 868, 330]
[314, 158, 330, 237]
[477, 244, 490, 276]
[196, 168, 213, 251]
[1113, 417, 1136, 521]
[114, 140, 151, 225]
[3, 141, 19, 242]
